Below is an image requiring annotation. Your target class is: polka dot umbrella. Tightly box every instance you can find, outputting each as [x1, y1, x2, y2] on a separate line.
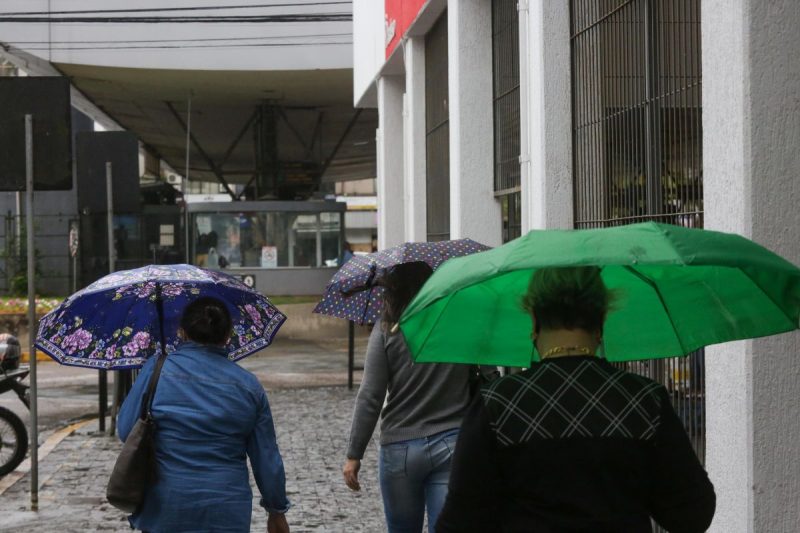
[313, 239, 491, 325]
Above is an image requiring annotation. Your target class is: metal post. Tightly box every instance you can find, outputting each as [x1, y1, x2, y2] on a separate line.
[25, 114, 39, 511]
[183, 93, 191, 263]
[15, 191, 22, 256]
[347, 320, 355, 390]
[98, 373, 107, 432]
[106, 162, 118, 436]
[315, 213, 322, 267]
[107, 163, 115, 273]
[288, 220, 296, 267]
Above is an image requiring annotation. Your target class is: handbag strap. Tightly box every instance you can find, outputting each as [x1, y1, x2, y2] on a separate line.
[142, 283, 168, 420]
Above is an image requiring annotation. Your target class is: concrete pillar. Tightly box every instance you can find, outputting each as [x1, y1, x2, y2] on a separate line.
[376, 75, 406, 250]
[447, 0, 502, 246]
[403, 37, 427, 242]
[520, 0, 573, 231]
[703, 1, 800, 531]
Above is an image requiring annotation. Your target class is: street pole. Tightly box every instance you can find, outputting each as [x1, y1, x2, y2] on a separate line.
[106, 162, 118, 436]
[14, 191, 21, 255]
[348, 321, 355, 390]
[25, 114, 39, 511]
[183, 93, 191, 263]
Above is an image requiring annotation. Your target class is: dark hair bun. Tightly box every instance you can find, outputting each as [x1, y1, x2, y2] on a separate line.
[181, 297, 233, 346]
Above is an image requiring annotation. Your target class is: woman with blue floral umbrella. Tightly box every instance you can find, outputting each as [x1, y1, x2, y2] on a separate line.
[36, 264, 286, 369]
[35, 265, 292, 533]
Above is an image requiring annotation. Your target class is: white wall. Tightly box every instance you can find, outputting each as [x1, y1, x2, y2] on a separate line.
[403, 36, 426, 242]
[704, 0, 800, 531]
[352, 0, 385, 107]
[521, 0, 573, 231]
[376, 75, 406, 250]
[0, 0, 352, 71]
[447, 0, 501, 246]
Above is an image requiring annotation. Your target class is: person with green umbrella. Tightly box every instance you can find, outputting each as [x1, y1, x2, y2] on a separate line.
[435, 267, 715, 533]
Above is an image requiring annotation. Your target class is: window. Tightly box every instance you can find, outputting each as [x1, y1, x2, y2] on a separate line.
[425, 12, 451, 242]
[191, 210, 341, 268]
[492, 0, 521, 243]
[501, 193, 522, 243]
[571, 0, 702, 229]
[492, 0, 521, 196]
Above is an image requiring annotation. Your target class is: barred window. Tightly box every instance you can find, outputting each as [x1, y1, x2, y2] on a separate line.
[425, 12, 451, 242]
[570, 0, 705, 475]
[493, 0, 521, 243]
[571, 0, 702, 229]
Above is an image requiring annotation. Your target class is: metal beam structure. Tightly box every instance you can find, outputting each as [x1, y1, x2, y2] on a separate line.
[219, 111, 258, 170]
[320, 108, 363, 178]
[165, 101, 238, 200]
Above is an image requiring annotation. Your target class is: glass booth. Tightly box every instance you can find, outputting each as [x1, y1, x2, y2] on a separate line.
[188, 201, 346, 270]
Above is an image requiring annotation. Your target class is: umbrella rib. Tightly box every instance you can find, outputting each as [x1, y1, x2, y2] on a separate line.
[622, 266, 687, 356]
[736, 268, 798, 328]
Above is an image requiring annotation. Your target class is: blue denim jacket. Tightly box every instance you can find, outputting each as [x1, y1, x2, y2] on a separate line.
[118, 341, 290, 533]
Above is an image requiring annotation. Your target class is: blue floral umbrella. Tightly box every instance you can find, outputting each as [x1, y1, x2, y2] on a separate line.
[313, 239, 491, 324]
[35, 264, 286, 369]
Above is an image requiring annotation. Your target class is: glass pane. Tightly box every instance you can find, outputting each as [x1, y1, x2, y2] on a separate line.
[290, 214, 318, 267]
[320, 212, 342, 267]
[264, 212, 290, 267]
[192, 212, 266, 268]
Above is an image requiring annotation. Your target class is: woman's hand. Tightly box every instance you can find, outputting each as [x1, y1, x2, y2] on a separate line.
[343, 458, 361, 491]
[267, 512, 289, 533]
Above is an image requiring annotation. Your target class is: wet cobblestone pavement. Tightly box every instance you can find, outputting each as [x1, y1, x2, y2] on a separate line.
[0, 386, 385, 532]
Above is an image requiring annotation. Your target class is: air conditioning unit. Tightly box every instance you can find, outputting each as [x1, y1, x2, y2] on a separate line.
[166, 174, 180, 185]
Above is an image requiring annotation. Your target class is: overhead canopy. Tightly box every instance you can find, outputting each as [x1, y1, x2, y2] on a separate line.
[56, 62, 377, 197]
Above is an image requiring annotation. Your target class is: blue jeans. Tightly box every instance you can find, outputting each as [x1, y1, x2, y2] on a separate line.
[379, 428, 459, 533]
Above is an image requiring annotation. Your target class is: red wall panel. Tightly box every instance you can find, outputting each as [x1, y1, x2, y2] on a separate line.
[385, 0, 428, 58]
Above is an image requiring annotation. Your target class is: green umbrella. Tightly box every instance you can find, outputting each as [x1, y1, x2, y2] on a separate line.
[399, 222, 800, 367]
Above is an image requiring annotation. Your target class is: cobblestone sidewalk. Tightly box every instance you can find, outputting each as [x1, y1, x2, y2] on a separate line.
[0, 387, 385, 533]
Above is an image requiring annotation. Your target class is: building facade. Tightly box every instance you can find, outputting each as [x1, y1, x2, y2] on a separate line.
[353, 1, 800, 530]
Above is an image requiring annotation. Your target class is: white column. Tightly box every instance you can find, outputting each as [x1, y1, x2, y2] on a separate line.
[376, 75, 406, 250]
[403, 37, 427, 242]
[704, 1, 800, 531]
[447, 0, 501, 246]
[521, 0, 573, 231]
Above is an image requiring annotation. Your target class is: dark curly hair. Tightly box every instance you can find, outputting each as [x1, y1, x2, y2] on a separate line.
[521, 266, 616, 334]
[180, 297, 233, 346]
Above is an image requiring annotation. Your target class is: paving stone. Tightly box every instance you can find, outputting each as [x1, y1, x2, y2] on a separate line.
[0, 386, 386, 532]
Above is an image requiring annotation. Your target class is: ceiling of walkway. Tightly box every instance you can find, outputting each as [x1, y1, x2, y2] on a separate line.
[56, 62, 377, 196]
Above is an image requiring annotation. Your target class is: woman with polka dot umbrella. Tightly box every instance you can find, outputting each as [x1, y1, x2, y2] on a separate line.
[313, 239, 491, 325]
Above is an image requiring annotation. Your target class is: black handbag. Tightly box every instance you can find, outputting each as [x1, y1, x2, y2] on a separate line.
[106, 351, 167, 513]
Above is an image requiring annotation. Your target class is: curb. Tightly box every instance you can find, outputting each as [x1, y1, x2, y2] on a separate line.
[0, 418, 93, 496]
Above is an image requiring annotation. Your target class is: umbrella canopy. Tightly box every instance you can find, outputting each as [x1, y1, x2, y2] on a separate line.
[313, 239, 491, 324]
[35, 264, 286, 369]
[399, 223, 800, 367]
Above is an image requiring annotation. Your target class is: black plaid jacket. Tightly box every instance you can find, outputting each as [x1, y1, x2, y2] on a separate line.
[437, 356, 715, 533]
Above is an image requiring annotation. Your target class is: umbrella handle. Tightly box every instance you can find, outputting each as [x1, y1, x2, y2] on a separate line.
[154, 283, 167, 358]
[140, 282, 168, 420]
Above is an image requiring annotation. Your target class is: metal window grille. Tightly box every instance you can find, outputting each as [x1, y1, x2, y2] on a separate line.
[492, 0, 521, 196]
[425, 12, 451, 242]
[570, 0, 705, 470]
[501, 192, 522, 243]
